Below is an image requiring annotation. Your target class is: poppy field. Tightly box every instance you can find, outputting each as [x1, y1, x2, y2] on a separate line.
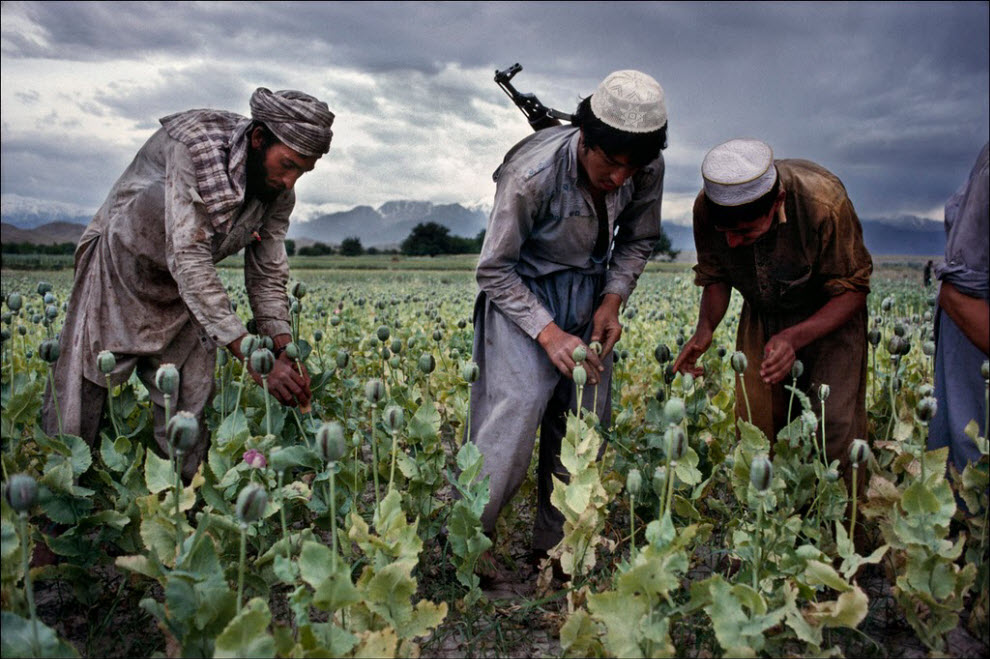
[1, 261, 987, 658]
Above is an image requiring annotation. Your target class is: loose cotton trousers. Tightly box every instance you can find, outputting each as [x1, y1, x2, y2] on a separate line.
[467, 274, 612, 552]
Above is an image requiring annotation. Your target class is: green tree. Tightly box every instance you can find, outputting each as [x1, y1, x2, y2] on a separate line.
[283, 238, 296, 256]
[339, 236, 364, 256]
[651, 226, 679, 262]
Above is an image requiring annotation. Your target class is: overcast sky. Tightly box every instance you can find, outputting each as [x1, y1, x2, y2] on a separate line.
[1, 1, 987, 226]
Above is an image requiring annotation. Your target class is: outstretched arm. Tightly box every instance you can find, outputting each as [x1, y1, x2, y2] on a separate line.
[673, 282, 731, 376]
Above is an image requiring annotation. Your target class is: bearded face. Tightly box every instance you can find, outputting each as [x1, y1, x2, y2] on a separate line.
[245, 140, 284, 204]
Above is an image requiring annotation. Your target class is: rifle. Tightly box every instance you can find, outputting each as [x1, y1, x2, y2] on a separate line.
[495, 63, 573, 132]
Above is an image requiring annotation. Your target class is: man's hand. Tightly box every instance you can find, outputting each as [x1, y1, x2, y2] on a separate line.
[672, 328, 713, 377]
[760, 331, 796, 384]
[253, 353, 312, 407]
[590, 293, 624, 363]
[537, 322, 603, 384]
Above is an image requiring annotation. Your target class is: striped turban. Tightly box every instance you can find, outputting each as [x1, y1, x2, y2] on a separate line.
[249, 88, 335, 157]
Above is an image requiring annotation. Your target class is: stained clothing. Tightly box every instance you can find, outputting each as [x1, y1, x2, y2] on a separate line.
[930, 142, 989, 473]
[693, 160, 873, 474]
[43, 112, 293, 475]
[470, 126, 663, 549]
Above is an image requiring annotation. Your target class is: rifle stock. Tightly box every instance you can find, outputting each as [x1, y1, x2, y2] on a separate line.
[495, 63, 571, 132]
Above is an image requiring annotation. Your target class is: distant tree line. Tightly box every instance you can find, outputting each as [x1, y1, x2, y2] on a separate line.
[1, 241, 76, 255]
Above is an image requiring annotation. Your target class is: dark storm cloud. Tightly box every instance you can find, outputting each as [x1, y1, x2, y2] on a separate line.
[2, 1, 987, 219]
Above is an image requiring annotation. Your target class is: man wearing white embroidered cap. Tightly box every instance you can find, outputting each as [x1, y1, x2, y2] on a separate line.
[470, 70, 667, 578]
[673, 139, 872, 486]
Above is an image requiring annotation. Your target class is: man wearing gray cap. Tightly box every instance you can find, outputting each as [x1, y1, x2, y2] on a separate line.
[674, 139, 872, 484]
[44, 88, 335, 477]
[469, 70, 667, 577]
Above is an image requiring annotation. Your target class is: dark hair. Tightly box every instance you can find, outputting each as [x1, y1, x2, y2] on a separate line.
[248, 121, 279, 150]
[704, 177, 781, 228]
[571, 96, 667, 167]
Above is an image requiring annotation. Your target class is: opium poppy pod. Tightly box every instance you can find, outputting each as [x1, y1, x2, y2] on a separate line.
[6, 292, 22, 312]
[664, 398, 686, 426]
[572, 364, 587, 386]
[376, 325, 390, 342]
[317, 422, 347, 463]
[155, 363, 180, 395]
[383, 405, 404, 433]
[97, 350, 117, 375]
[790, 359, 804, 379]
[167, 411, 200, 453]
[626, 468, 642, 496]
[730, 351, 748, 374]
[364, 378, 385, 403]
[749, 455, 773, 492]
[240, 334, 262, 360]
[915, 396, 938, 422]
[572, 345, 587, 364]
[235, 484, 268, 524]
[666, 426, 687, 461]
[418, 353, 436, 375]
[818, 384, 830, 401]
[461, 361, 480, 383]
[39, 339, 60, 364]
[849, 438, 870, 468]
[654, 343, 671, 364]
[251, 348, 275, 376]
[291, 282, 307, 299]
[4, 473, 37, 514]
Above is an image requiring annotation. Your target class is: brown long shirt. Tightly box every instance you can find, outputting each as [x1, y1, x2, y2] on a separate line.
[692, 159, 873, 468]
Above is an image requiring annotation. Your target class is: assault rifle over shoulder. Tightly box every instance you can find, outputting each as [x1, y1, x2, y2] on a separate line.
[495, 63, 573, 132]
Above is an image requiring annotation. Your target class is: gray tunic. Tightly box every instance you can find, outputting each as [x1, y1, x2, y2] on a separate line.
[469, 126, 663, 549]
[45, 122, 293, 470]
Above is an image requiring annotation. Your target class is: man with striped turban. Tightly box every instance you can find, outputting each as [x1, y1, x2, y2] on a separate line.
[44, 88, 335, 478]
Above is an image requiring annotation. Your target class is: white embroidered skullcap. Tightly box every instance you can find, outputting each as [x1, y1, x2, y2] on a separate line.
[250, 88, 335, 157]
[702, 139, 777, 206]
[590, 70, 667, 133]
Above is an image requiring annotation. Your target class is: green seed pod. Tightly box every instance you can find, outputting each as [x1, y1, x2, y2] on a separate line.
[390, 338, 402, 354]
[260, 335, 274, 351]
[330, 314, 342, 327]
[38, 339, 60, 363]
[818, 384, 830, 401]
[654, 386, 666, 403]
[664, 397, 686, 426]
[790, 359, 804, 379]
[36, 281, 52, 296]
[730, 351, 748, 374]
[251, 348, 275, 376]
[4, 474, 38, 514]
[849, 438, 870, 468]
[6, 292, 22, 312]
[572, 345, 587, 364]
[681, 372, 694, 391]
[167, 411, 200, 453]
[666, 426, 686, 461]
[388, 355, 401, 370]
[572, 364, 587, 386]
[915, 396, 937, 422]
[654, 343, 671, 364]
[284, 342, 299, 360]
[313, 329, 324, 342]
[291, 281, 307, 299]
[290, 300, 300, 315]
[893, 322, 907, 338]
[383, 405, 404, 433]
[881, 296, 893, 312]
[364, 378, 385, 403]
[663, 363, 675, 384]
[626, 468, 642, 496]
[716, 346, 727, 358]
[316, 422, 347, 463]
[235, 484, 268, 524]
[825, 468, 841, 482]
[749, 455, 772, 492]
[652, 466, 667, 497]
[218, 349, 228, 367]
[868, 329, 881, 347]
[380, 346, 391, 361]
[917, 383, 935, 398]
[43, 292, 56, 305]
[376, 325, 390, 342]
[336, 350, 350, 369]
[17, 325, 26, 336]
[589, 341, 603, 356]
[418, 353, 436, 374]
[240, 334, 262, 360]
[461, 361, 480, 383]
[0, 329, 10, 343]
[432, 328, 444, 342]
[97, 350, 117, 374]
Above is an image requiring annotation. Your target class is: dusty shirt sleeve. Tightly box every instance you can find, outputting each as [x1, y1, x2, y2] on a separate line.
[475, 175, 555, 339]
[816, 195, 873, 297]
[245, 193, 294, 338]
[602, 157, 664, 301]
[937, 143, 989, 299]
[691, 192, 729, 287]
[163, 140, 247, 346]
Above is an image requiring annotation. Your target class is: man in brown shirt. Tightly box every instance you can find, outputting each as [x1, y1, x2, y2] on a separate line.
[673, 139, 873, 477]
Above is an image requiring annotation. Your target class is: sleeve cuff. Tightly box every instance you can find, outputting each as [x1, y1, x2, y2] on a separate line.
[204, 314, 248, 347]
[256, 319, 292, 338]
